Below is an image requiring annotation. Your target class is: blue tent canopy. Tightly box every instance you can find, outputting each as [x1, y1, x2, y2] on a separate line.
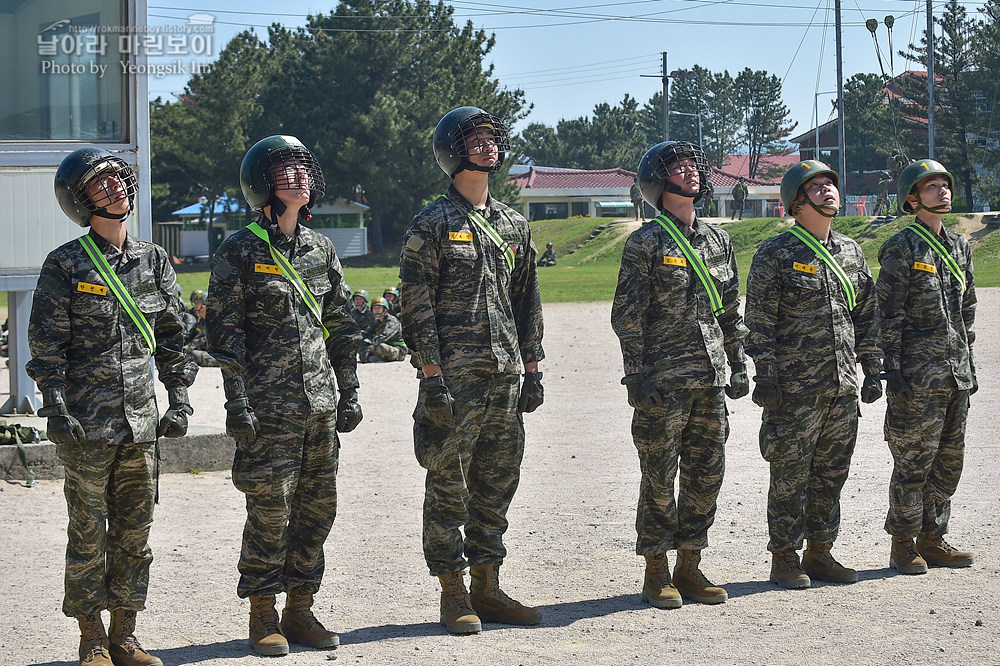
[172, 194, 246, 217]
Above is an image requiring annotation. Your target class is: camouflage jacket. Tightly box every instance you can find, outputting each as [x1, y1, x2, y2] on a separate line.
[373, 313, 405, 348]
[26, 230, 197, 445]
[611, 213, 748, 388]
[745, 224, 882, 396]
[876, 218, 976, 390]
[206, 216, 361, 413]
[351, 307, 377, 340]
[399, 184, 544, 375]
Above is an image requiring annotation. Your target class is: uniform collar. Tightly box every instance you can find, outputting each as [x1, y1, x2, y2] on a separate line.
[88, 227, 141, 261]
[446, 184, 494, 218]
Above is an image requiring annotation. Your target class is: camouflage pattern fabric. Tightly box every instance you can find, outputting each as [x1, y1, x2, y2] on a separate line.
[368, 313, 407, 361]
[400, 185, 543, 574]
[877, 219, 976, 538]
[399, 184, 544, 376]
[745, 225, 882, 393]
[412, 371, 523, 575]
[611, 212, 748, 388]
[350, 306, 377, 340]
[631, 388, 727, 554]
[206, 215, 361, 411]
[884, 390, 969, 538]
[759, 394, 858, 551]
[233, 412, 339, 597]
[27, 229, 197, 444]
[180, 311, 219, 367]
[59, 440, 156, 616]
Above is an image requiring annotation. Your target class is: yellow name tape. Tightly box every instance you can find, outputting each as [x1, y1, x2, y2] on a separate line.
[254, 263, 282, 275]
[663, 256, 687, 267]
[77, 281, 107, 296]
[448, 231, 473, 242]
[793, 262, 818, 274]
[913, 261, 937, 273]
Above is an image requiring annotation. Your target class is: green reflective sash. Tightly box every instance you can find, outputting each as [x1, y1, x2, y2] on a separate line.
[246, 222, 330, 340]
[788, 225, 857, 311]
[652, 214, 725, 316]
[907, 222, 967, 293]
[467, 209, 516, 272]
[78, 234, 156, 354]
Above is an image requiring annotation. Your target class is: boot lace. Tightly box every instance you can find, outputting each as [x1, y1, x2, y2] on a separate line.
[483, 567, 518, 606]
[647, 553, 672, 587]
[897, 539, 920, 560]
[680, 554, 714, 587]
[253, 599, 281, 633]
[776, 550, 801, 571]
[441, 574, 472, 610]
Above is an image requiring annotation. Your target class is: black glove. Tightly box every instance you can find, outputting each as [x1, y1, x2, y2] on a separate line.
[157, 403, 193, 438]
[518, 372, 544, 413]
[420, 375, 456, 426]
[882, 370, 913, 402]
[37, 404, 85, 445]
[225, 397, 259, 444]
[860, 373, 883, 404]
[622, 374, 662, 411]
[725, 363, 750, 400]
[336, 388, 363, 433]
[751, 376, 782, 410]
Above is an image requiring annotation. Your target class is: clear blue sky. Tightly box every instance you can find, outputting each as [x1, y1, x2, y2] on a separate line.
[147, 0, 987, 147]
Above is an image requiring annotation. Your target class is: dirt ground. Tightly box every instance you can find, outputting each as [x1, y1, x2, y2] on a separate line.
[1, 296, 998, 666]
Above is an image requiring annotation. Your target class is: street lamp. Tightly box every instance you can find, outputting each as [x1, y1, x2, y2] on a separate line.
[814, 91, 837, 162]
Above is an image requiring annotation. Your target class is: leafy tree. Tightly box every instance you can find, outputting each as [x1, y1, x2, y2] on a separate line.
[971, 0, 1000, 208]
[842, 73, 899, 178]
[733, 68, 798, 179]
[666, 67, 742, 168]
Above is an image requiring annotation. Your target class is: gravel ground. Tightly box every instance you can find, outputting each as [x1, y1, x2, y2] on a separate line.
[1, 294, 998, 666]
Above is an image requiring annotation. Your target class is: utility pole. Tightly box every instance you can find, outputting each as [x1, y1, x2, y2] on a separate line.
[835, 0, 847, 197]
[640, 52, 670, 140]
[927, 0, 936, 158]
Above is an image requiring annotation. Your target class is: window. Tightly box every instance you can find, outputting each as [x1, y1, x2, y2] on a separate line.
[1, 1, 125, 141]
[571, 201, 589, 217]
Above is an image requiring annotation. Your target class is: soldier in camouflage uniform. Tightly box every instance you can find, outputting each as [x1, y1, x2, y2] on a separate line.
[180, 290, 218, 367]
[382, 287, 402, 316]
[612, 141, 749, 609]
[877, 159, 977, 574]
[349, 288, 377, 339]
[207, 135, 363, 656]
[745, 160, 883, 589]
[28, 148, 197, 666]
[400, 106, 545, 634]
[359, 297, 407, 362]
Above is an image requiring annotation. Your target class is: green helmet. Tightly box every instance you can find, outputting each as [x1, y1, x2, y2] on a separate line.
[636, 141, 711, 208]
[351, 289, 369, 304]
[896, 159, 953, 214]
[370, 297, 389, 312]
[780, 160, 839, 216]
[190, 290, 205, 304]
[54, 148, 138, 227]
[240, 135, 325, 213]
[433, 106, 511, 178]
[382, 287, 399, 300]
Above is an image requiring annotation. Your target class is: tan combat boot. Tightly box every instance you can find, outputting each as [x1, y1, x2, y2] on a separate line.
[770, 549, 811, 589]
[916, 533, 974, 568]
[76, 613, 113, 666]
[248, 595, 289, 656]
[107, 609, 162, 666]
[641, 553, 682, 609]
[801, 541, 858, 584]
[469, 563, 542, 626]
[672, 549, 728, 604]
[890, 537, 929, 574]
[438, 571, 482, 634]
[280, 588, 340, 649]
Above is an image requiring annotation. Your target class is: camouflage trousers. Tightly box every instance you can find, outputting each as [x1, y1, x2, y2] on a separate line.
[413, 371, 523, 576]
[58, 440, 156, 617]
[884, 390, 969, 538]
[631, 387, 727, 555]
[232, 412, 339, 598]
[371, 342, 407, 362]
[759, 393, 858, 552]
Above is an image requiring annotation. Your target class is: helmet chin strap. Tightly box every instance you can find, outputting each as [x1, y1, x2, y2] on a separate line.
[807, 201, 840, 218]
[663, 182, 698, 198]
[913, 194, 951, 215]
[458, 159, 495, 175]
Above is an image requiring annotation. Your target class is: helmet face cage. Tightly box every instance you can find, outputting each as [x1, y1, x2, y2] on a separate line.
[247, 144, 325, 211]
[71, 157, 137, 215]
[638, 141, 710, 208]
[450, 112, 510, 172]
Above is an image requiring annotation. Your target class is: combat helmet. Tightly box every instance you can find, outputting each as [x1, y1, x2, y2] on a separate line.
[433, 106, 511, 178]
[351, 289, 370, 306]
[780, 160, 840, 217]
[370, 297, 389, 313]
[190, 290, 205, 304]
[896, 159, 953, 214]
[636, 141, 711, 209]
[54, 148, 138, 227]
[240, 135, 325, 216]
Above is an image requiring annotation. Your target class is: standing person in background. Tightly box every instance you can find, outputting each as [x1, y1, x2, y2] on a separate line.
[877, 159, 977, 575]
[207, 135, 363, 656]
[28, 147, 197, 666]
[744, 160, 882, 590]
[400, 106, 545, 635]
[731, 177, 748, 220]
[612, 140, 749, 610]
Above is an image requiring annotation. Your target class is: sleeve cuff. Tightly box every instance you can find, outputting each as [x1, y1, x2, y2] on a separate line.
[410, 349, 440, 368]
[861, 359, 883, 378]
[336, 367, 359, 391]
[167, 386, 190, 406]
[223, 376, 247, 401]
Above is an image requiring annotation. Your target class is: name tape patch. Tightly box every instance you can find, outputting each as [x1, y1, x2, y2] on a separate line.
[254, 263, 282, 275]
[913, 261, 937, 274]
[663, 256, 687, 267]
[448, 231, 473, 242]
[77, 281, 107, 296]
[793, 262, 818, 274]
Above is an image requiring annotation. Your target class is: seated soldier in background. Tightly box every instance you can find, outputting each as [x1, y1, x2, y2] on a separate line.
[537, 242, 557, 267]
[183, 290, 219, 367]
[359, 297, 408, 363]
[382, 287, 401, 316]
[349, 289, 376, 339]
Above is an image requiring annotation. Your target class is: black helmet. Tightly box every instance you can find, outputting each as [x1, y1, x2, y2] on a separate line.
[636, 141, 711, 208]
[54, 148, 138, 227]
[433, 106, 511, 178]
[240, 135, 325, 214]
